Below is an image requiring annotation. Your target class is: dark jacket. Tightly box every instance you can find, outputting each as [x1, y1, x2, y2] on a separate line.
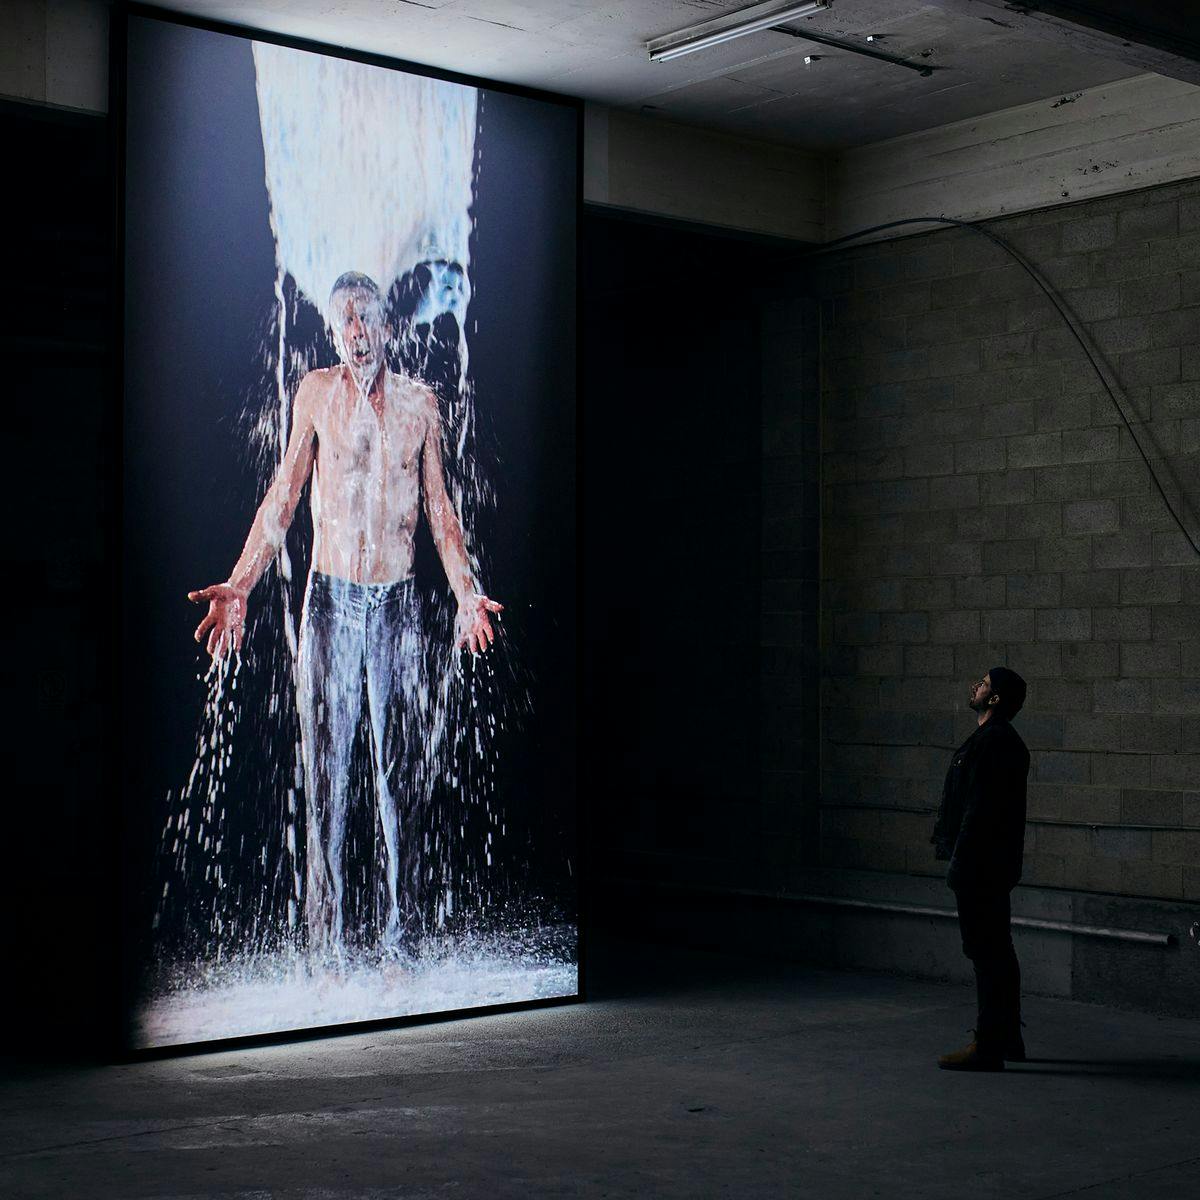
[931, 716, 1030, 892]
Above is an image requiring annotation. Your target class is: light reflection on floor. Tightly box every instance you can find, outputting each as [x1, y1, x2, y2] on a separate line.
[136, 936, 577, 1048]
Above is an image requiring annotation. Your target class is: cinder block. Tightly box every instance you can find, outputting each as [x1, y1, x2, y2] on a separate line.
[1117, 201, 1178, 242]
[1007, 502, 1062, 539]
[903, 243, 956, 281]
[1140, 204, 1195, 258]
[954, 438, 1007, 474]
[1063, 714, 1124, 751]
[1093, 531, 1153, 569]
[903, 510, 957, 543]
[1022, 853, 1069, 888]
[1061, 570, 1120, 606]
[1119, 347, 1181, 387]
[1090, 826, 1152, 859]
[1182, 194, 1200, 232]
[929, 610, 981, 643]
[1035, 393, 1095, 433]
[904, 644, 955, 677]
[1090, 460, 1152, 497]
[1152, 604, 1200, 643]
[1031, 782, 1121, 822]
[1079, 854, 1123, 894]
[1089, 246, 1152, 285]
[1151, 678, 1200, 714]
[1120, 787, 1183, 824]
[1036, 822, 1091, 855]
[879, 280, 931, 316]
[988, 469, 1037, 504]
[903, 443, 956, 476]
[1008, 432, 1062, 469]
[930, 542, 982, 575]
[878, 478, 930, 513]
[1120, 273, 1183, 316]
[1119, 860, 1183, 900]
[1184, 866, 1200, 901]
[1121, 568, 1182, 605]
[1036, 608, 1092, 641]
[984, 539, 1037, 573]
[981, 400, 1037, 438]
[1119, 715, 1183, 754]
[904, 578, 955, 609]
[1090, 313, 1154, 354]
[955, 506, 1008, 541]
[984, 608, 1035, 641]
[953, 575, 1007, 608]
[1061, 641, 1119, 678]
[929, 474, 980, 510]
[1033, 464, 1092, 501]
[983, 331, 1036, 370]
[1150, 752, 1200, 789]
[1034, 327, 1082, 363]
[1059, 284, 1121, 322]
[1151, 828, 1200, 865]
[880, 611, 929, 643]
[1061, 213, 1116, 254]
[1036, 535, 1092, 572]
[1006, 642, 1062, 677]
[1121, 642, 1182, 677]
[1063, 498, 1119, 534]
[1184, 567, 1200, 605]
[1061, 426, 1120, 463]
[1006, 573, 1062, 607]
[1090, 752, 1151, 788]
[1093, 678, 1154, 713]
[1152, 381, 1200, 419]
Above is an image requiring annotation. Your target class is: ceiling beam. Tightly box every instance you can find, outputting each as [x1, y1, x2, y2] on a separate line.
[921, 0, 1200, 86]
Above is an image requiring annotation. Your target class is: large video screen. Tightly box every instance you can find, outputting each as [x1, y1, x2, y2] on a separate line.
[122, 12, 578, 1048]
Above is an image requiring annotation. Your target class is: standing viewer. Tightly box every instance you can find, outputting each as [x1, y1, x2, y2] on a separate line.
[932, 667, 1030, 1071]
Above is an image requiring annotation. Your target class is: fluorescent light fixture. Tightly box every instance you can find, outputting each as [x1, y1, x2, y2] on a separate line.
[647, 0, 829, 63]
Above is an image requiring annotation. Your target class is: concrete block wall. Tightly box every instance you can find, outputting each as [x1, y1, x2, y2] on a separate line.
[810, 177, 1200, 904]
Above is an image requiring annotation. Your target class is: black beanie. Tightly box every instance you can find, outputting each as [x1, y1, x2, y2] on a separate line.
[988, 665, 1027, 721]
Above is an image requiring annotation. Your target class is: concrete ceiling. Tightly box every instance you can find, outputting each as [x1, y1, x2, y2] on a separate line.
[149, 0, 1152, 150]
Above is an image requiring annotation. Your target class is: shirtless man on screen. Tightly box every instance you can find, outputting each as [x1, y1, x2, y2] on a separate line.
[188, 271, 502, 954]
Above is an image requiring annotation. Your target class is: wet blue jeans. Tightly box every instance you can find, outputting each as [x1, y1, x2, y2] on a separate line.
[297, 570, 425, 954]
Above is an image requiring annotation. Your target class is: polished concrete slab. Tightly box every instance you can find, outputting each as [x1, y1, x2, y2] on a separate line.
[2, 937, 1198, 1199]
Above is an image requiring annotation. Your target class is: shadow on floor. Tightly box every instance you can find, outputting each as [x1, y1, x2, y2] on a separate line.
[1013, 1057, 1200, 1081]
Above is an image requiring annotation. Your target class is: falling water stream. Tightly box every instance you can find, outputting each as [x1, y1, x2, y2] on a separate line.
[135, 44, 575, 1048]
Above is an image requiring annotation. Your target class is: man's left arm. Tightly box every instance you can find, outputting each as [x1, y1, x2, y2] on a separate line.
[419, 386, 503, 653]
[948, 738, 1003, 885]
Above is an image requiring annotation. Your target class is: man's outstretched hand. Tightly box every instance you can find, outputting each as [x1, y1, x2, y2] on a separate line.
[457, 593, 504, 655]
[188, 582, 248, 660]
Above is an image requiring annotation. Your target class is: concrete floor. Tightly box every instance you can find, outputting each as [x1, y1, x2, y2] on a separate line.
[2, 937, 1198, 1199]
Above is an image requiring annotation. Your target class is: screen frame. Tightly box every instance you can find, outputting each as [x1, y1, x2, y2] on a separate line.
[112, 0, 584, 1058]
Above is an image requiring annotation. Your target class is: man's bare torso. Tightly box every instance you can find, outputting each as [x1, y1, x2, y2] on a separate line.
[307, 365, 430, 584]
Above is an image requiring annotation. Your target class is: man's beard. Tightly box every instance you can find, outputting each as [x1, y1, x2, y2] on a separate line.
[343, 343, 382, 395]
[968, 694, 989, 713]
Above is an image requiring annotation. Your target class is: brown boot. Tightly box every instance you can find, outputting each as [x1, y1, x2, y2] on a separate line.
[938, 1040, 1005, 1071]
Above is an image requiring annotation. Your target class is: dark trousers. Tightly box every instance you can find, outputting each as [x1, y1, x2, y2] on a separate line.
[953, 886, 1022, 1052]
[297, 570, 425, 954]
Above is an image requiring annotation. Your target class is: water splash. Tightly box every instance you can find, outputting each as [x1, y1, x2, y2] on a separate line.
[136, 44, 572, 1047]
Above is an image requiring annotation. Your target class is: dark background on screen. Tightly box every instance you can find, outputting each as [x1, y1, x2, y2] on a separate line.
[122, 16, 577, 1000]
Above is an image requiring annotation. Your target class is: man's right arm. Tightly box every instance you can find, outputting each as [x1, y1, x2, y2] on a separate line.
[227, 377, 318, 595]
[189, 377, 318, 658]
